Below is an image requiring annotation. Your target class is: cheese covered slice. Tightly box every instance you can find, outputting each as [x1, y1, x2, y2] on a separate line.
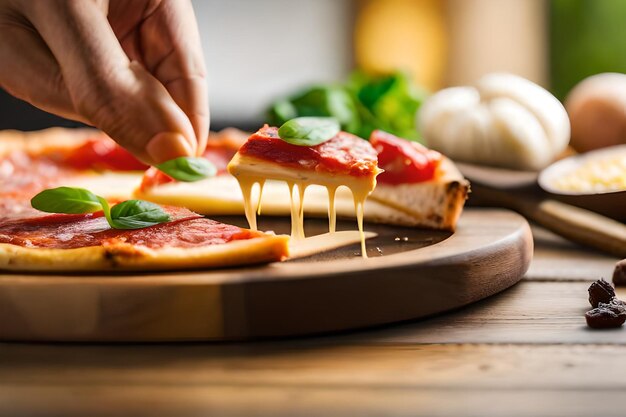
[227, 125, 381, 257]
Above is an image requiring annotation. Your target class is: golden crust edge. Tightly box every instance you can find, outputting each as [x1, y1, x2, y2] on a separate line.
[0, 235, 290, 272]
[368, 157, 470, 231]
[0, 127, 102, 158]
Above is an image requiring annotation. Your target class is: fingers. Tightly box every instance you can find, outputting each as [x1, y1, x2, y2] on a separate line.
[134, 0, 210, 154]
[0, 21, 83, 122]
[22, 0, 197, 165]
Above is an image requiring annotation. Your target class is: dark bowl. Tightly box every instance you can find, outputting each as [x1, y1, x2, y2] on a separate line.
[538, 145, 626, 222]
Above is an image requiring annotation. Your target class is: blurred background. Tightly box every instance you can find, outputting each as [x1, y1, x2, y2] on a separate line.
[1, 0, 625, 131]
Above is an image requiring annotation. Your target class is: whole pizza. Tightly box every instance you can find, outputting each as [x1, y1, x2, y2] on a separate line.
[0, 121, 468, 272]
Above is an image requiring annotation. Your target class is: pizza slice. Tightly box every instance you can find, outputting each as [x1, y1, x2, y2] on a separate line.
[0, 129, 288, 272]
[0, 205, 288, 272]
[227, 124, 381, 243]
[136, 127, 468, 232]
[368, 130, 468, 231]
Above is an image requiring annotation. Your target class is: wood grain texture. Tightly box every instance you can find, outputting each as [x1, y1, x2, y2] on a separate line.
[0, 209, 532, 342]
[359, 281, 626, 345]
[0, 230, 624, 417]
[3, 344, 626, 417]
[527, 225, 620, 281]
[5, 385, 626, 417]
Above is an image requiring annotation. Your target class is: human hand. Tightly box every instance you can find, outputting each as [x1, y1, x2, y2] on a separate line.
[0, 0, 208, 165]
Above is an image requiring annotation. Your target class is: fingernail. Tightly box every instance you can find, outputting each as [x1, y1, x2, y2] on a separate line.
[146, 132, 194, 164]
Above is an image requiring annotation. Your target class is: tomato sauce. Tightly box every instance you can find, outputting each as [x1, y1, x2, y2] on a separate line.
[239, 125, 379, 177]
[0, 151, 72, 199]
[1, 135, 147, 201]
[61, 137, 148, 171]
[369, 130, 441, 185]
[0, 206, 263, 249]
[0, 133, 266, 251]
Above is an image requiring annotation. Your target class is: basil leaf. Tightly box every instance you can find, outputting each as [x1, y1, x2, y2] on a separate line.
[31, 187, 170, 230]
[31, 187, 103, 214]
[277, 117, 340, 146]
[97, 196, 115, 227]
[108, 200, 170, 229]
[156, 157, 216, 182]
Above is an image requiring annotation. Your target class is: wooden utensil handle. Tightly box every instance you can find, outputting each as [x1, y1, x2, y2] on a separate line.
[467, 183, 626, 257]
[518, 199, 626, 257]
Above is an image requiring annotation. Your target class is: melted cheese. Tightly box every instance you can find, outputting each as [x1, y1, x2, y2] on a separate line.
[228, 153, 378, 257]
[328, 186, 337, 234]
[288, 230, 377, 259]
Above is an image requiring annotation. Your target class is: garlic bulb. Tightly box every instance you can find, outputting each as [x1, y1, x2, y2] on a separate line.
[419, 73, 570, 170]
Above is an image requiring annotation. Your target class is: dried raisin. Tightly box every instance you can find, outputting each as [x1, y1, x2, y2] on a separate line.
[588, 278, 616, 308]
[585, 299, 626, 329]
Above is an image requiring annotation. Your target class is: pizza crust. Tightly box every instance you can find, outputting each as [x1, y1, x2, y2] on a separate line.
[368, 157, 469, 231]
[0, 234, 289, 272]
[0, 127, 100, 158]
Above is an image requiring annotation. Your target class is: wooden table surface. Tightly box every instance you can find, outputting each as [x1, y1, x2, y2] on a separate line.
[0, 225, 622, 417]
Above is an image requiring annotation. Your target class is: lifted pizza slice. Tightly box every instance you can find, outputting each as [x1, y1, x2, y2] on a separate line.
[136, 127, 468, 232]
[227, 124, 381, 255]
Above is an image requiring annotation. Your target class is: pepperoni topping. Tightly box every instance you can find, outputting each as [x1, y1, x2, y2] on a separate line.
[238, 125, 379, 177]
[0, 130, 272, 253]
[369, 130, 442, 185]
[0, 206, 264, 250]
[1, 135, 146, 200]
[203, 143, 239, 173]
[62, 137, 148, 171]
[0, 151, 72, 199]
[139, 167, 175, 191]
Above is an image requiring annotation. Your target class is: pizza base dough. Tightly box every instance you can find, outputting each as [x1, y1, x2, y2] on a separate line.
[0, 234, 289, 272]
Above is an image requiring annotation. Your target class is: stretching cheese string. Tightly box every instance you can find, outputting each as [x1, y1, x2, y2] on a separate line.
[235, 176, 369, 258]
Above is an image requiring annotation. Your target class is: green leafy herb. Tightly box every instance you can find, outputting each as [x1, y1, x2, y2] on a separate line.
[31, 187, 170, 230]
[108, 199, 171, 229]
[267, 71, 425, 141]
[277, 117, 341, 146]
[156, 157, 216, 182]
[30, 187, 103, 214]
[349, 71, 425, 141]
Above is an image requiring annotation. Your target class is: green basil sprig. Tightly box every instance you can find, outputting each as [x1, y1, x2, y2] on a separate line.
[30, 186, 102, 214]
[277, 117, 340, 146]
[31, 187, 170, 230]
[100, 197, 170, 229]
[156, 157, 216, 182]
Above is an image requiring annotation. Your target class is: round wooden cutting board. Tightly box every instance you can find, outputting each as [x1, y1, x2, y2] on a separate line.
[0, 208, 532, 342]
